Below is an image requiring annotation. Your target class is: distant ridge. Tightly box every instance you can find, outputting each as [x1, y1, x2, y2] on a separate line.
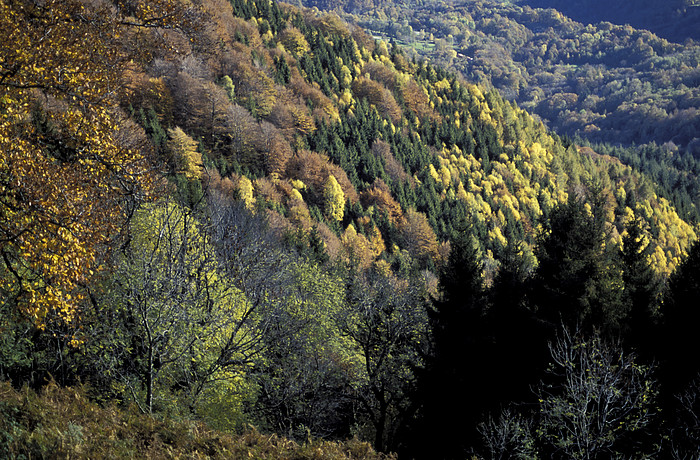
[522, 0, 700, 43]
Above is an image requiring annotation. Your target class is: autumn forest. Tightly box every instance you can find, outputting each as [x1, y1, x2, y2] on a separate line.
[1, 0, 700, 458]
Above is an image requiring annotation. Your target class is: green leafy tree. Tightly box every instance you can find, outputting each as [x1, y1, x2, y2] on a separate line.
[479, 409, 538, 460]
[87, 200, 251, 415]
[251, 260, 353, 440]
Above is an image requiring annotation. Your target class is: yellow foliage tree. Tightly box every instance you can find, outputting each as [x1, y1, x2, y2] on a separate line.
[237, 176, 255, 210]
[166, 127, 203, 179]
[341, 224, 375, 269]
[279, 27, 310, 56]
[324, 175, 345, 222]
[399, 209, 440, 266]
[0, 0, 179, 328]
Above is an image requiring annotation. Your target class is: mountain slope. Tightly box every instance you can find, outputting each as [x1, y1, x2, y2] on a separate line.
[298, 0, 700, 156]
[523, 0, 700, 43]
[2, 0, 700, 456]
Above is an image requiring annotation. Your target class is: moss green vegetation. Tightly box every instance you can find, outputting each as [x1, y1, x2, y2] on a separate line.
[0, 381, 390, 459]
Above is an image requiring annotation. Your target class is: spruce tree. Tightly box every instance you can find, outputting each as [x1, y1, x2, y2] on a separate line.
[401, 226, 486, 458]
[662, 240, 700, 394]
[619, 216, 659, 356]
[532, 195, 624, 334]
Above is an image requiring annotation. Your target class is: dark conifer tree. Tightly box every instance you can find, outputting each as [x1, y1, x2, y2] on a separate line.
[532, 195, 624, 334]
[486, 241, 549, 408]
[661, 240, 700, 394]
[619, 216, 659, 357]
[400, 224, 487, 459]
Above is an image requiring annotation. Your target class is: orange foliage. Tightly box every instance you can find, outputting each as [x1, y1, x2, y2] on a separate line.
[352, 77, 402, 123]
[361, 179, 404, 224]
[0, 0, 164, 327]
[285, 151, 359, 205]
[402, 79, 439, 122]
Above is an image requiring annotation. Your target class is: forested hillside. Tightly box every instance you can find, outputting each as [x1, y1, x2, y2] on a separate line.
[299, 0, 700, 193]
[1, 0, 700, 458]
[523, 0, 700, 43]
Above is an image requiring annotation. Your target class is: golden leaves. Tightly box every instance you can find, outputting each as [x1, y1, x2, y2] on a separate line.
[0, 0, 158, 328]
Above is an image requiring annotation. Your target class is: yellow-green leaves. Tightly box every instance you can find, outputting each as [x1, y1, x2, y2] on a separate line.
[166, 127, 202, 179]
[323, 175, 345, 222]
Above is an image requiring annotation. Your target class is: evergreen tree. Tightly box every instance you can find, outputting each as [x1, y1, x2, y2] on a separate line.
[532, 195, 625, 334]
[661, 240, 700, 394]
[619, 216, 659, 356]
[402, 226, 486, 458]
[486, 242, 549, 408]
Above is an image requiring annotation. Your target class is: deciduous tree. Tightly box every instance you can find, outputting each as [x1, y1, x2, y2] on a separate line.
[323, 175, 345, 222]
[0, 0, 165, 329]
[88, 200, 250, 415]
[537, 329, 656, 459]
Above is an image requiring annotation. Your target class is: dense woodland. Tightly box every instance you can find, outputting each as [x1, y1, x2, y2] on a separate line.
[299, 0, 700, 217]
[1, 0, 700, 458]
[523, 0, 700, 43]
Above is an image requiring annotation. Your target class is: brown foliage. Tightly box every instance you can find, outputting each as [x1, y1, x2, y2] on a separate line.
[361, 179, 404, 224]
[398, 208, 440, 266]
[285, 151, 359, 205]
[288, 73, 338, 123]
[120, 69, 173, 123]
[316, 222, 343, 260]
[372, 140, 409, 184]
[308, 13, 351, 38]
[169, 72, 229, 145]
[349, 23, 375, 54]
[254, 177, 284, 205]
[402, 79, 439, 122]
[352, 77, 402, 123]
[221, 46, 277, 117]
[363, 61, 399, 92]
[259, 121, 294, 175]
[198, 0, 239, 49]
[264, 208, 295, 239]
[204, 168, 237, 198]
[222, 103, 264, 170]
[0, 381, 393, 459]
